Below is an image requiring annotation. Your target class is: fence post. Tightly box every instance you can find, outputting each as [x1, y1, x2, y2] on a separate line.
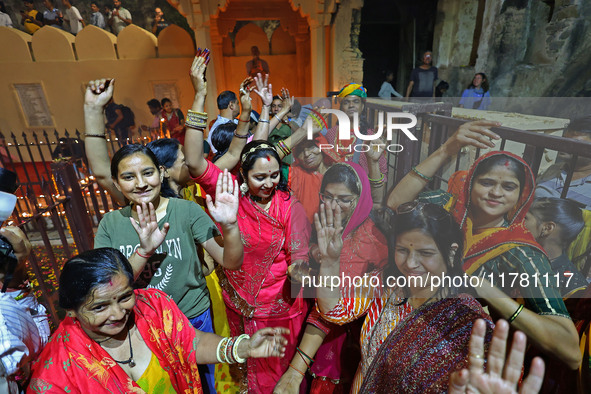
[51, 161, 94, 252]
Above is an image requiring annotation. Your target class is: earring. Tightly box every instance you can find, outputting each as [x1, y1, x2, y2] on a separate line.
[239, 182, 249, 196]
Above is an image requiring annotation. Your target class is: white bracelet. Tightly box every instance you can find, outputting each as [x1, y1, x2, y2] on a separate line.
[215, 337, 226, 363]
[232, 334, 250, 363]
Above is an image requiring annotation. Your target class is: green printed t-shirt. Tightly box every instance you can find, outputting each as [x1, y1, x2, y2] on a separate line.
[94, 198, 220, 319]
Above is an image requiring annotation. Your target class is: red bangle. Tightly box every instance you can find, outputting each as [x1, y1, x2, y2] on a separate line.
[238, 118, 250, 123]
[136, 250, 153, 259]
[310, 109, 328, 130]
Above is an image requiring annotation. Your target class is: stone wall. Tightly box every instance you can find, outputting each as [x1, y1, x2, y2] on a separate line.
[434, 0, 591, 102]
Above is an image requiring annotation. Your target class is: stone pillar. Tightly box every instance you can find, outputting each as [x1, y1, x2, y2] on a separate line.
[310, 19, 327, 97]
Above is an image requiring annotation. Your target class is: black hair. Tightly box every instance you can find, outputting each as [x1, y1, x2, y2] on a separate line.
[160, 97, 172, 107]
[272, 95, 282, 102]
[239, 140, 288, 193]
[566, 116, 591, 135]
[320, 163, 361, 196]
[385, 203, 465, 299]
[211, 122, 237, 162]
[110, 143, 161, 178]
[290, 99, 302, 118]
[147, 98, 161, 108]
[0, 1, 8, 13]
[146, 139, 181, 198]
[217, 91, 237, 110]
[59, 248, 133, 311]
[529, 197, 584, 248]
[467, 72, 490, 93]
[472, 155, 526, 193]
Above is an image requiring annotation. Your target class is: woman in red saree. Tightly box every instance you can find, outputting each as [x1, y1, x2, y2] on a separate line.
[387, 120, 582, 371]
[28, 248, 289, 393]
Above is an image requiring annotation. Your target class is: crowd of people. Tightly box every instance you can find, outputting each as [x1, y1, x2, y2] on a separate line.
[1, 0, 171, 36]
[1, 47, 591, 394]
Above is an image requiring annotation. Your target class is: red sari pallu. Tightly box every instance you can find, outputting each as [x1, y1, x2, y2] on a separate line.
[28, 289, 203, 394]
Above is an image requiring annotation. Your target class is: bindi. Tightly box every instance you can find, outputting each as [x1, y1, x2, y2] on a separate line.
[266, 155, 271, 161]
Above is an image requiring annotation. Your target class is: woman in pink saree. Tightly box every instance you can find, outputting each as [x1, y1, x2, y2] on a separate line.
[185, 54, 311, 393]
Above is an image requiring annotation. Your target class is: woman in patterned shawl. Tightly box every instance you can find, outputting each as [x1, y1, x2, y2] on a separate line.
[387, 120, 582, 370]
[316, 201, 493, 392]
[28, 248, 289, 393]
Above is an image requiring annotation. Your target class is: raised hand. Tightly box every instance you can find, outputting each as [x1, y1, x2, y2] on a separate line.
[206, 169, 239, 226]
[448, 319, 545, 394]
[313, 203, 344, 262]
[84, 78, 115, 109]
[365, 138, 385, 162]
[129, 202, 169, 255]
[280, 88, 294, 113]
[190, 49, 210, 94]
[247, 327, 290, 359]
[253, 73, 273, 107]
[443, 120, 501, 155]
[239, 76, 255, 109]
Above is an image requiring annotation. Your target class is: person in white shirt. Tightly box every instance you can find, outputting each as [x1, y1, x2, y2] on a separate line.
[108, 0, 132, 35]
[0, 2, 13, 27]
[207, 91, 240, 154]
[378, 71, 403, 99]
[62, 0, 84, 34]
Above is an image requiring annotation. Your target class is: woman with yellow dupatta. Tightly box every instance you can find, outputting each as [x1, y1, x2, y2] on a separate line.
[387, 120, 581, 371]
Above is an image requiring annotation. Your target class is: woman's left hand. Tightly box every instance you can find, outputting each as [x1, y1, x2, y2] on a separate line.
[314, 203, 344, 262]
[246, 327, 290, 359]
[448, 319, 545, 394]
[206, 169, 239, 226]
[190, 51, 209, 94]
[253, 73, 273, 107]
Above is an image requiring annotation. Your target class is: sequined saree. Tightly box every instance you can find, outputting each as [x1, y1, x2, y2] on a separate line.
[193, 161, 311, 393]
[360, 295, 493, 393]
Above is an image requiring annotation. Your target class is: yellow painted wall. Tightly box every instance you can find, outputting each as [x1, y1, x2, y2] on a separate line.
[0, 25, 197, 143]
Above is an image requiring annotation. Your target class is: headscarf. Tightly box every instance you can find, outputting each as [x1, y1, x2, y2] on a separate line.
[337, 83, 367, 98]
[337, 162, 373, 239]
[448, 151, 545, 274]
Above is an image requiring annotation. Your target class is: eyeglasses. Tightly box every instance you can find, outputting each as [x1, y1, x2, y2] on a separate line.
[319, 193, 357, 208]
[396, 201, 448, 220]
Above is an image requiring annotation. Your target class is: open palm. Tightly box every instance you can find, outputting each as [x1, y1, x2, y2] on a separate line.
[206, 169, 239, 225]
[129, 202, 169, 254]
[314, 203, 344, 261]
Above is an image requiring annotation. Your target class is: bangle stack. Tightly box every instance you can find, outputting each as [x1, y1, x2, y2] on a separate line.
[368, 173, 385, 186]
[296, 346, 314, 370]
[411, 166, 433, 182]
[216, 334, 250, 364]
[186, 110, 208, 130]
[276, 140, 291, 156]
